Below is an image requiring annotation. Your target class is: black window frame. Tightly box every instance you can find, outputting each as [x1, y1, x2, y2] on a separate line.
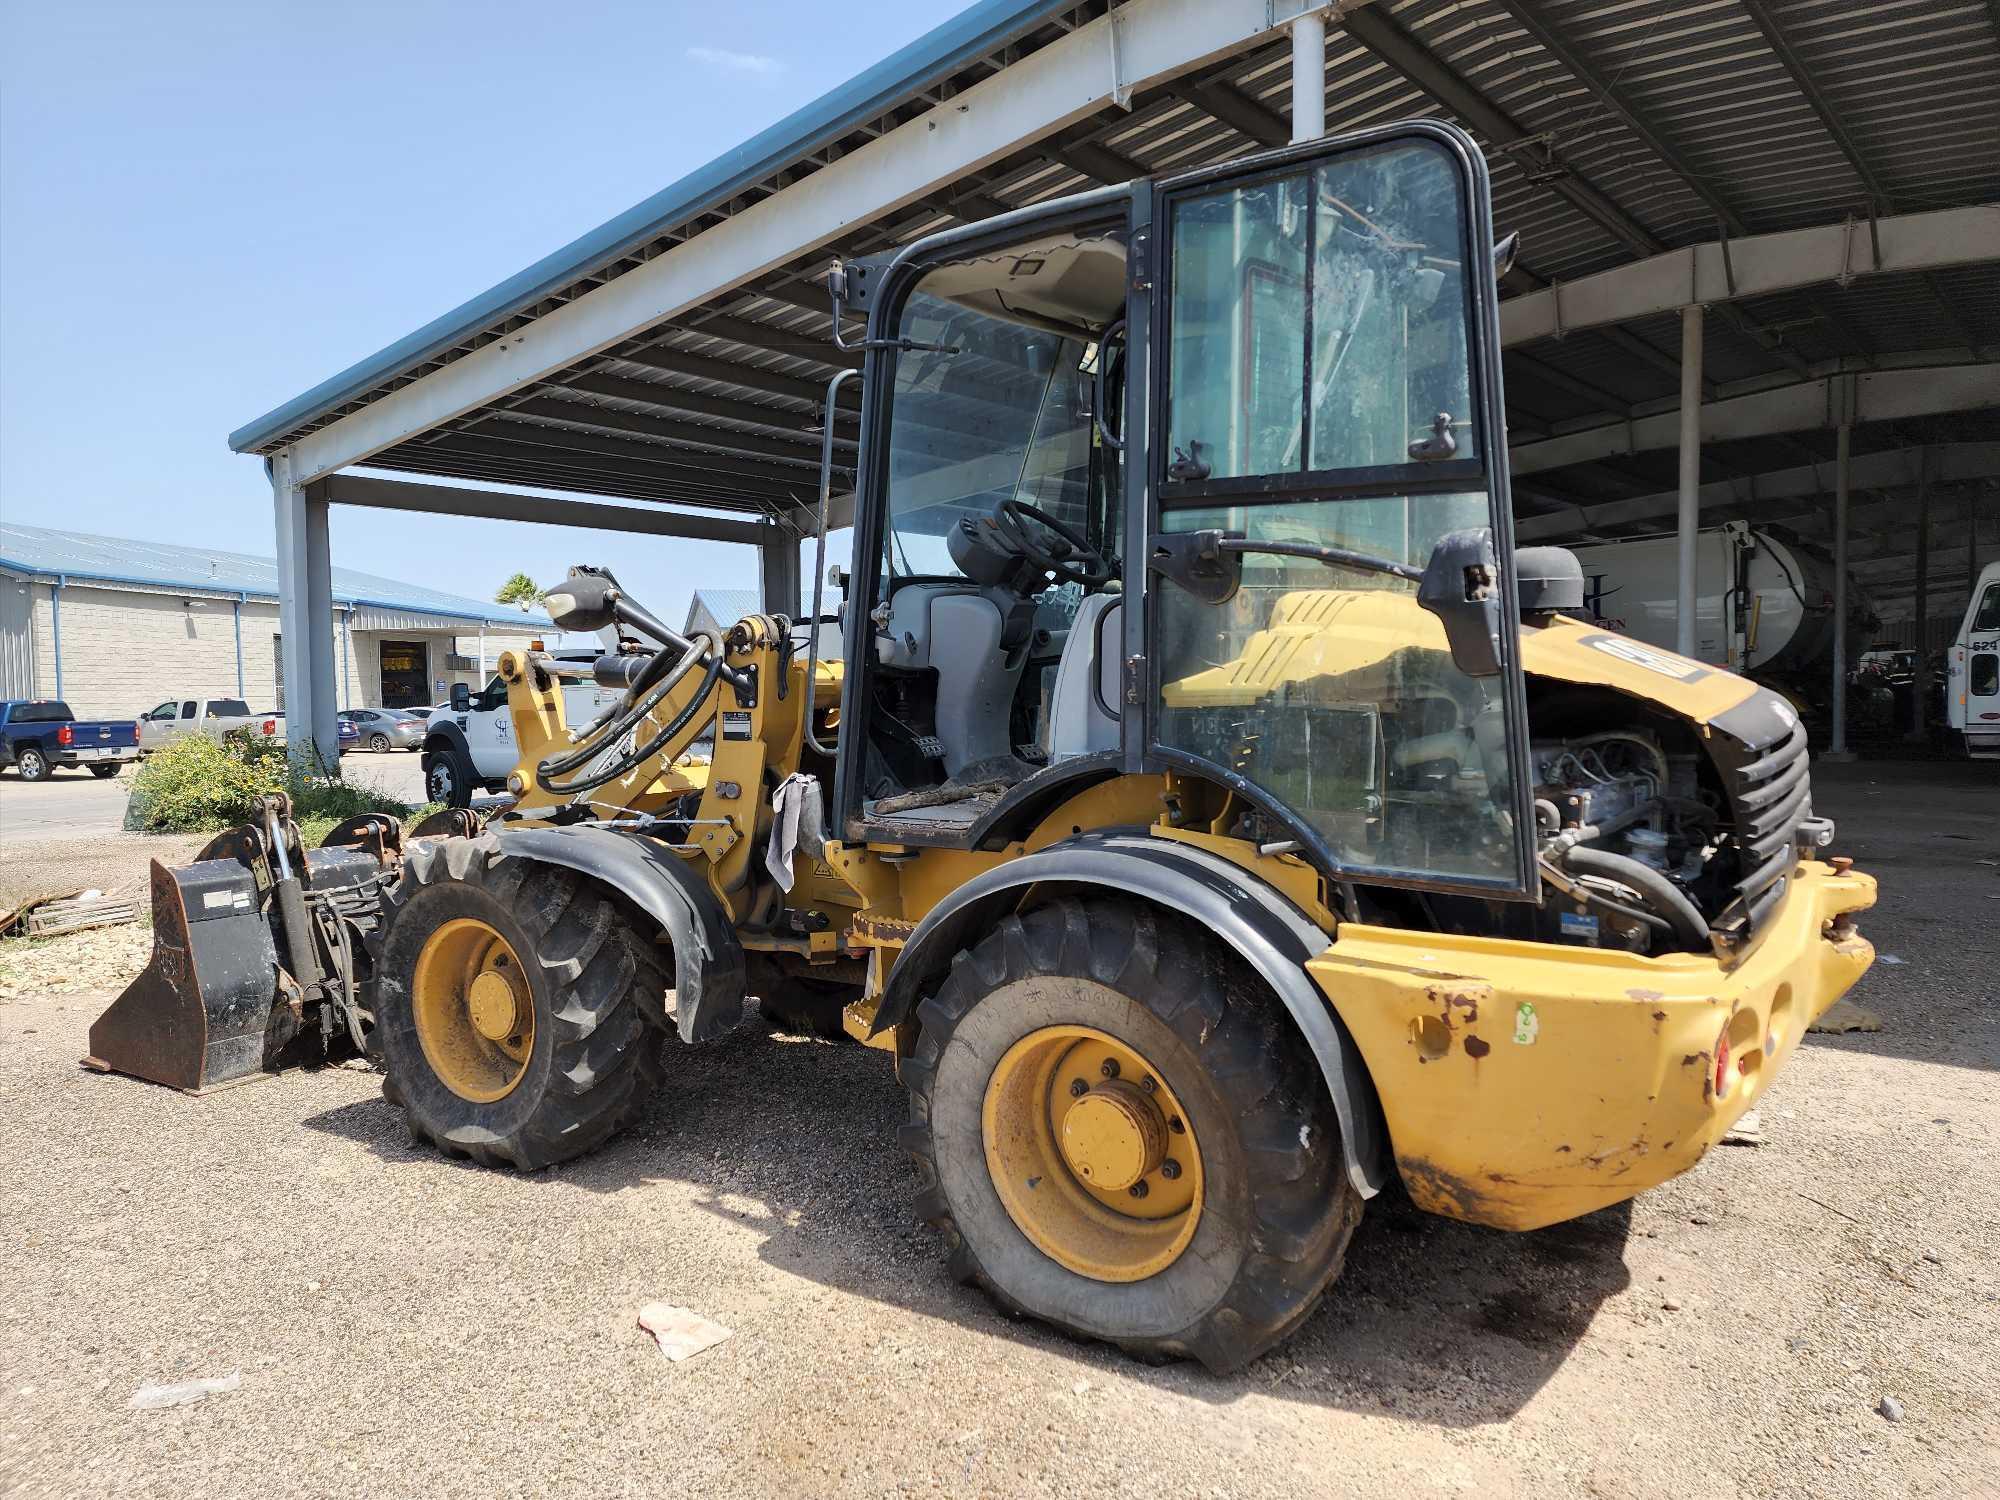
[1140, 119, 1537, 901]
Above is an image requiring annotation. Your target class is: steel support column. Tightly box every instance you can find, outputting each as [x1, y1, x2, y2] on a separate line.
[1675, 305, 1704, 656]
[234, 594, 246, 697]
[759, 524, 802, 618]
[273, 451, 339, 771]
[1912, 453, 1930, 733]
[50, 574, 65, 699]
[1830, 419, 1853, 757]
[1290, 7, 1325, 143]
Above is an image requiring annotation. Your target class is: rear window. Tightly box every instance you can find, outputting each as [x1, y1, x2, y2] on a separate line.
[9, 701, 73, 723]
[207, 699, 252, 718]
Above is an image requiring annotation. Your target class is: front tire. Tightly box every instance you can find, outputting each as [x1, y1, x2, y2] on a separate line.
[369, 733, 391, 754]
[16, 748, 50, 782]
[372, 836, 667, 1169]
[901, 898, 1360, 1373]
[424, 747, 474, 808]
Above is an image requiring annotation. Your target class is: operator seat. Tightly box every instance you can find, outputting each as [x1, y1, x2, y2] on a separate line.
[1046, 591, 1121, 760]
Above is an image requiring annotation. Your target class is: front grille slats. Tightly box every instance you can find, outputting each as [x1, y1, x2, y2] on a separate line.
[1714, 704, 1813, 943]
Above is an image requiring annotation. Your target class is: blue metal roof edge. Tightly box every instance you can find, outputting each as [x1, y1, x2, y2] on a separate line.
[0, 553, 549, 630]
[228, 0, 1075, 456]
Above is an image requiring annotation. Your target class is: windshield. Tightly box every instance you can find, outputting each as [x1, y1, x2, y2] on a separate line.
[883, 243, 1121, 581]
[1973, 583, 2000, 633]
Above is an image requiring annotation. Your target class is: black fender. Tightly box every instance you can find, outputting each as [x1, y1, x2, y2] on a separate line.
[420, 719, 475, 766]
[872, 831, 1390, 1198]
[490, 824, 746, 1044]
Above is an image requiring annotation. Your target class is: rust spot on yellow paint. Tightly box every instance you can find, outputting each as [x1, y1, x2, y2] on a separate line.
[1464, 1034, 1491, 1059]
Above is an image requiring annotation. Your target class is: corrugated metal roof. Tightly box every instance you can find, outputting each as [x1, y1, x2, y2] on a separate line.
[685, 588, 766, 632]
[0, 522, 550, 628]
[225, 0, 2000, 606]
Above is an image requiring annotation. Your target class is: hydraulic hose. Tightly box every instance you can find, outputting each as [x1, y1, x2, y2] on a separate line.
[535, 632, 726, 798]
[1561, 846, 1710, 951]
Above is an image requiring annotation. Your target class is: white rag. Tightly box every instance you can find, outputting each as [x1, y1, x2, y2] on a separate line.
[764, 773, 825, 891]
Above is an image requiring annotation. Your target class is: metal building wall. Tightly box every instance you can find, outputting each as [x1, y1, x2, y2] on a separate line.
[0, 572, 36, 699]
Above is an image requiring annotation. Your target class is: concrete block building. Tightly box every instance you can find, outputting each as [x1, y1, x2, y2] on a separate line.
[0, 522, 547, 718]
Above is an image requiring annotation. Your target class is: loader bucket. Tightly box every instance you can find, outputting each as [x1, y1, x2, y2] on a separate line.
[84, 855, 299, 1094]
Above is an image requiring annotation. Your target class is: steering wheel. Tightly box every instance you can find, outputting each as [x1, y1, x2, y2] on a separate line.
[992, 498, 1112, 588]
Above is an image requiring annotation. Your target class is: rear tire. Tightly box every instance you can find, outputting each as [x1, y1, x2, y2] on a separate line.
[16, 748, 49, 782]
[901, 897, 1361, 1373]
[372, 835, 667, 1170]
[89, 763, 120, 779]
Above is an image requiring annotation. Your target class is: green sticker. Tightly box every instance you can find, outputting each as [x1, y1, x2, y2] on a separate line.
[1513, 1001, 1540, 1046]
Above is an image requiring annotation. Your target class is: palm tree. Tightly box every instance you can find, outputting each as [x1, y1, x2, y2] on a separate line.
[494, 572, 540, 611]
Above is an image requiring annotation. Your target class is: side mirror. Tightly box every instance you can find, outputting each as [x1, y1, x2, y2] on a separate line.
[449, 682, 471, 713]
[1417, 528, 1506, 678]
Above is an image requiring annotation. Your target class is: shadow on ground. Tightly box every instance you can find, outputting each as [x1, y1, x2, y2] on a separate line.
[304, 1005, 1633, 1426]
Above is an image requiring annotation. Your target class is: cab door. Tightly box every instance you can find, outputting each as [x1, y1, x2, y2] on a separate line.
[1138, 121, 1537, 896]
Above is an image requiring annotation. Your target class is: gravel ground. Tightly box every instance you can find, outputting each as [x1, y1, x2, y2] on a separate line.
[0, 761, 1993, 1499]
[0, 833, 206, 915]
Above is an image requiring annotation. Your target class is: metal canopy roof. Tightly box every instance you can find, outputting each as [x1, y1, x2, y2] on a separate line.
[233, 0, 2000, 610]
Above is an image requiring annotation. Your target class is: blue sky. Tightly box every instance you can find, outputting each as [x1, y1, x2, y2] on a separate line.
[0, 0, 940, 622]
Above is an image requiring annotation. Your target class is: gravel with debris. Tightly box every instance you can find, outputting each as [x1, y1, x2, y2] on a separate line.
[0, 763, 1993, 1499]
[0, 833, 204, 913]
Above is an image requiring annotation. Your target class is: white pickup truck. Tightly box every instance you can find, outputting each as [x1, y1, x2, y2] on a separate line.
[137, 697, 285, 753]
[417, 655, 622, 807]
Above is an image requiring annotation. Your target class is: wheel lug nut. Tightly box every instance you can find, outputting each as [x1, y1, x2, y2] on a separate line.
[1140, 1075, 1156, 1093]
[1068, 1078, 1089, 1097]
[1169, 1116, 1185, 1134]
[1100, 1058, 1120, 1079]
[1128, 1180, 1149, 1199]
[1160, 1158, 1181, 1180]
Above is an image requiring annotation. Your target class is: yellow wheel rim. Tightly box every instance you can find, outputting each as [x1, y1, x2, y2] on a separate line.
[982, 1025, 1203, 1283]
[411, 917, 534, 1103]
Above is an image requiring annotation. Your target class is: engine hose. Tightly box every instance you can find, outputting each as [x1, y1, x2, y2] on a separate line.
[536, 644, 725, 798]
[536, 630, 720, 783]
[1561, 847, 1710, 950]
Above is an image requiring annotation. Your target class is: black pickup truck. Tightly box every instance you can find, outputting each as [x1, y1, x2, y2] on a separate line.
[0, 699, 142, 782]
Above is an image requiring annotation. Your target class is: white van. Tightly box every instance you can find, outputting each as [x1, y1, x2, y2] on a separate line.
[1945, 561, 2000, 759]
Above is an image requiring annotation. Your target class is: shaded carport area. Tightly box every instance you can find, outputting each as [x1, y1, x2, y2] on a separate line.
[231, 0, 2000, 768]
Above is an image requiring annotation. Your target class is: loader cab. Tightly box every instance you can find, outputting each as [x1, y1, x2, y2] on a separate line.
[837, 120, 1535, 897]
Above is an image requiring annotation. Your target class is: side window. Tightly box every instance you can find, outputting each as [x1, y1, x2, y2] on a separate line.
[180, 700, 197, 719]
[149, 701, 175, 720]
[1972, 653, 1998, 698]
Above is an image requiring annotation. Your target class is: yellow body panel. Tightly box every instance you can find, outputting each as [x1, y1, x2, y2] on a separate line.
[1158, 586, 1761, 727]
[1306, 860, 1877, 1229]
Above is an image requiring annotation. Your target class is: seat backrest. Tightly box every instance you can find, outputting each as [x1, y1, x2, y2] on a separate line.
[1046, 595, 1121, 761]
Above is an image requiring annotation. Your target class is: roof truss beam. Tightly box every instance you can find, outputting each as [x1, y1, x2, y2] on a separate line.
[1510, 365, 2000, 478]
[313, 473, 778, 546]
[1516, 442, 2000, 540]
[1500, 205, 2000, 349]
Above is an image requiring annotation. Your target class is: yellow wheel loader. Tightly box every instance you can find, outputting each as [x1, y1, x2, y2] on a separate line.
[91, 122, 1877, 1373]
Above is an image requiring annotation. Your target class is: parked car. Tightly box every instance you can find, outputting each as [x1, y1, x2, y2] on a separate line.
[337, 716, 360, 755]
[0, 699, 142, 781]
[137, 697, 284, 752]
[339, 707, 426, 752]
